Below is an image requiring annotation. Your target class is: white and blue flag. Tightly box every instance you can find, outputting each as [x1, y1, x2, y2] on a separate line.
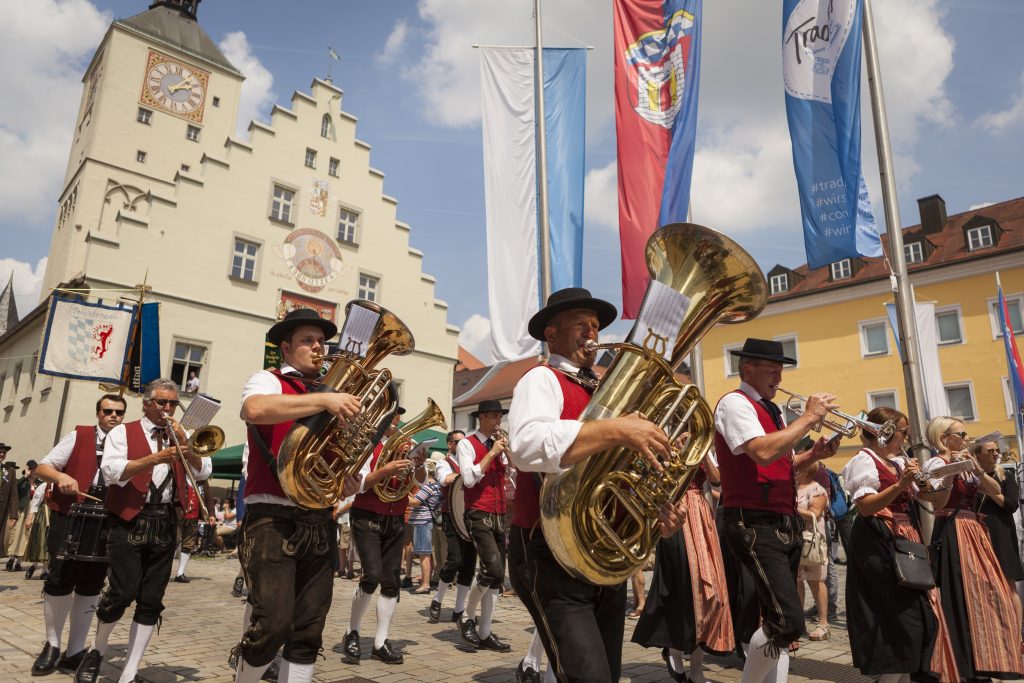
[480, 47, 587, 360]
[782, 0, 881, 269]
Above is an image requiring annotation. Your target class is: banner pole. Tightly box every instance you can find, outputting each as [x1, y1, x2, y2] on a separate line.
[118, 275, 151, 396]
[863, 0, 932, 538]
[534, 0, 552, 328]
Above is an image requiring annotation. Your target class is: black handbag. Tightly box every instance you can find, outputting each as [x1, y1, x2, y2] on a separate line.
[892, 535, 935, 590]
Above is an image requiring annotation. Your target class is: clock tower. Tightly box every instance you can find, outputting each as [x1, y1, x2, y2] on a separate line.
[42, 0, 244, 295]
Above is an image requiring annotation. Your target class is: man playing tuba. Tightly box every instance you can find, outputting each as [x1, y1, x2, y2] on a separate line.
[507, 288, 688, 682]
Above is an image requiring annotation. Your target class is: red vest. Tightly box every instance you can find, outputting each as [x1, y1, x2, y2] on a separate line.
[48, 425, 101, 515]
[462, 434, 507, 514]
[512, 366, 591, 529]
[440, 454, 460, 513]
[353, 442, 408, 517]
[105, 420, 189, 521]
[865, 450, 913, 514]
[245, 370, 307, 499]
[939, 456, 978, 511]
[715, 390, 796, 515]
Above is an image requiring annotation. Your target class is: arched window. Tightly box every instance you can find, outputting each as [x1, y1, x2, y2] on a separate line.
[321, 114, 332, 139]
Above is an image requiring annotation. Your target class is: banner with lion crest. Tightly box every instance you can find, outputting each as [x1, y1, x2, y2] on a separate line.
[38, 293, 137, 383]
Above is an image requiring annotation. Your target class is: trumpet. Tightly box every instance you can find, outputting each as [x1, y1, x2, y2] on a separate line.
[160, 413, 224, 519]
[1000, 451, 1020, 464]
[775, 388, 897, 445]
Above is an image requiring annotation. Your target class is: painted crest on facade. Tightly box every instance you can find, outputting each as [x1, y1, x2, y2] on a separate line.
[625, 8, 695, 128]
[273, 228, 347, 293]
[309, 178, 329, 217]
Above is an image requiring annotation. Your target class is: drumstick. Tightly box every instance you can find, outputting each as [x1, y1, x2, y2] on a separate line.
[78, 492, 103, 503]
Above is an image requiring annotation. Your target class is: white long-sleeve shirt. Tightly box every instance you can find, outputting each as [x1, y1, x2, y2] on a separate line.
[102, 417, 211, 503]
[40, 426, 111, 487]
[508, 354, 583, 474]
[457, 430, 508, 488]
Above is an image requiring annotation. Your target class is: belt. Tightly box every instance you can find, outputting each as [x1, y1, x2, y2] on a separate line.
[247, 502, 332, 523]
[722, 507, 800, 527]
[140, 503, 173, 517]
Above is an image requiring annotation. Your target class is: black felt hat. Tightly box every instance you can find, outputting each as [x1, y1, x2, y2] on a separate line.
[268, 309, 338, 347]
[0, 443, 9, 452]
[527, 288, 618, 342]
[470, 399, 509, 418]
[729, 338, 797, 365]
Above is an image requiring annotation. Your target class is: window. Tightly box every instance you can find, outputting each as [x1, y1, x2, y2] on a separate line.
[231, 238, 259, 282]
[860, 321, 889, 356]
[186, 125, 201, 142]
[180, 164, 190, 172]
[724, 344, 742, 377]
[944, 383, 976, 421]
[328, 157, 339, 177]
[935, 307, 963, 345]
[321, 114, 332, 139]
[868, 391, 898, 410]
[304, 148, 317, 169]
[0, 374, 6, 403]
[338, 207, 359, 244]
[830, 259, 852, 280]
[170, 341, 207, 392]
[990, 295, 1024, 337]
[137, 107, 152, 125]
[136, 150, 147, 163]
[904, 241, 923, 264]
[270, 184, 295, 223]
[28, 353, 37, 393]
[967, 225, 993, 251]
[11, 363, 21, 396]
[776, 336, 798, 366]
[1002, 377, 1016, 419]
[769, 273, 789, 295]
[212, 96, 220, 107]
[358, 273, 379, 302]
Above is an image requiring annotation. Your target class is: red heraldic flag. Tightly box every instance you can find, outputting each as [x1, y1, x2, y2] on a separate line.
[614, 0, 702, 319]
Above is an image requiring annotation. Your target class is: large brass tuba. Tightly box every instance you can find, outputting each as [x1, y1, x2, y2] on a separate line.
[372, 398, 448, 502]
[277, 300, 414, 509]
[539, 223, 767, 585]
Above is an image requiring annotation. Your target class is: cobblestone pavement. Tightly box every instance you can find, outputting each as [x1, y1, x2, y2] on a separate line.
[0, 556, 873, 683]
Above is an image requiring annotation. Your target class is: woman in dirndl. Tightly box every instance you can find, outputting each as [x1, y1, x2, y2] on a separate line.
[842, 407, 959, 683]
[632, 458, 734, 683]
[972, 437, 1024, 586]
[926, 415, 1023, 681]
[21, 482, 50, 579]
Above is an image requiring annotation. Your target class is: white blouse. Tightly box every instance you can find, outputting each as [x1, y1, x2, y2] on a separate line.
[841, 448, 914, 502]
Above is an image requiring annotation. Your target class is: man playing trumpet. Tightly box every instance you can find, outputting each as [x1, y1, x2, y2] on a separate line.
[456, 400, 513, 652]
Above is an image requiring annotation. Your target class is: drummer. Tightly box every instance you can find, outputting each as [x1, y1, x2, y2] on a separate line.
[30, 394, 127, 676]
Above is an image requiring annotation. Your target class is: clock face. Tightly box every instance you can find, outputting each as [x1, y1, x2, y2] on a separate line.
[139, 51, 209, 122]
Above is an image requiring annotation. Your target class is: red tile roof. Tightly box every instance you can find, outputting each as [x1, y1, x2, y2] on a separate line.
[456, 346, 485, 371]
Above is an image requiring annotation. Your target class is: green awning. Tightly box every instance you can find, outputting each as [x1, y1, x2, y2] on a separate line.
[211, 443, 243, 480]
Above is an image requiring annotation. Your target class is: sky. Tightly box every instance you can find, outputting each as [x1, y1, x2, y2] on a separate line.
[1, 0, 1022, 364]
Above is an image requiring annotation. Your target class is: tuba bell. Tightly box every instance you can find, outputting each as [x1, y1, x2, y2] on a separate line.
[277, 300, 414, 509]
[372, 398, 448, 503]
[540, 223, 768, 585]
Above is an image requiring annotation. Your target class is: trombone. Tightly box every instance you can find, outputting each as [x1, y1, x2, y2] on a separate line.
[161, 412, 225, 519]
[775, 388, 897, 445]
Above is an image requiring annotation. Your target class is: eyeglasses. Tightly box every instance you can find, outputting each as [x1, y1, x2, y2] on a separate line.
[945, 431, 968, 439]
[150, 399, 180, 407]
[984, 448, 1001, 455]
[100, 409, 126, 416]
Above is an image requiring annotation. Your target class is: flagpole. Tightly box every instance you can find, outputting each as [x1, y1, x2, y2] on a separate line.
[997, 272, 1024, 458]
[534, 0, 552, 312]
[862, 0, 933, 536]
[686, 204, 705, 393]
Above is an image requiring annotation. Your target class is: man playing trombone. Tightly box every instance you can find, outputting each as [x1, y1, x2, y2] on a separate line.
[714, 339, 839, 683]
[75, 379, 211, 683]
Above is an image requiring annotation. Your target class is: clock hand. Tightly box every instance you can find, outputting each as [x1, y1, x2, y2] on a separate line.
[168, 76, 194, 94]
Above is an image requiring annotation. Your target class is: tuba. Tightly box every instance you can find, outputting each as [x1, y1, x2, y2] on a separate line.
[372, 399, 448, 502]
[540, 223, 767, 585]
[277, 300, 414, 509]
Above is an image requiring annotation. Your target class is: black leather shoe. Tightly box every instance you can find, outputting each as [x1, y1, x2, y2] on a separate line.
[661, 648, 688, 682]
[74, 648, 103, 683]
[231, 576, 244, 597]
[478, 633, 511, 652]
[31, 642, 59, 676]
[57, 649, 86, 674]
[173, 574, 190, 583]
[261, 659, 279, 681]
[459, 617, 481, 648]
[427, 599, 441, 623]
[341, 630, 360, 664]
[25, 564, 37, 580]
[450, 609, 463, 623]
[4, 557, 13, 571]
[515, 658, 540, 683]
[370, 639, 404, 664]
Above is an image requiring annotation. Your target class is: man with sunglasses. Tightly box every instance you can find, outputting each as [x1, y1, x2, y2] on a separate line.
[30, 394, 126, 676]
[75, 378, 211, 683]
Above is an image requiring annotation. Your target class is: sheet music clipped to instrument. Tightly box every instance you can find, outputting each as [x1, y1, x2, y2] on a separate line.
[180, 393, 221, 431]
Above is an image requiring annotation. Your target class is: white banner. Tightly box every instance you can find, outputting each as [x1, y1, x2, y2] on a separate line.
[480, 47, 540, 361]
[38, 295, 136, 383]
[885, 298, 949, 420]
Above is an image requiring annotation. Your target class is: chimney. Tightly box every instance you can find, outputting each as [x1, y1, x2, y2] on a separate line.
[917, 194, 947, 235]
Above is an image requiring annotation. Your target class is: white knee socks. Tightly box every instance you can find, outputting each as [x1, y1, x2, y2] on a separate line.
[176, 551, 191, 577]
[234, 658, 272, 683]
[67, 593, 98, 655]
[118, 620, 154, 683]
[348, 587, 372, 633]
[464, 581, 487, 620]
[374, 595, 397, 649]
[42, 593, 73, 648]
[434, 579, 450, 604]
[523, 627, 545, 671]
[92, 618, 117, 657]
[240, 600, 253, 638]
[454, 583, 471, 613]
[740, 627, 790, 683]
[477, 588, 498, 639]
[277, 659, 314, 683]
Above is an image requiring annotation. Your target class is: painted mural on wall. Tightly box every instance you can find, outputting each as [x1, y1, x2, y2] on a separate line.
[272, 227, 349, 293]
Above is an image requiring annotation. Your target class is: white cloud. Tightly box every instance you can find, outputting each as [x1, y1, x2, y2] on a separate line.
[0, 0, 109, 226]
[976, 70, 1024, 133]
[218, 31, 276, 138]
[378, 19, 410, 65]
[969, 201, 995, 211]
[0, 257, 48, 317]
[584, 162, 618, 232]
[458, 313, 495, 365]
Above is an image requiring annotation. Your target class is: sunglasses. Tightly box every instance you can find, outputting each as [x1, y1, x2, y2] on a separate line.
[151, 399, 180, 407]
[945, 431, 968, 439]
[100, 408, 126, 416]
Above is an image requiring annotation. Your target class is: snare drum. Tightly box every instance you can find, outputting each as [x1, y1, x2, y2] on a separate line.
[56, 500, 110, 563]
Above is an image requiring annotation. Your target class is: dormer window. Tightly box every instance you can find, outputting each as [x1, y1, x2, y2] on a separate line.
[966, 224, 993, 251]
[830, 259, 852, 281]
[904, 241, 924, 264]
[770, 273, 789, 295]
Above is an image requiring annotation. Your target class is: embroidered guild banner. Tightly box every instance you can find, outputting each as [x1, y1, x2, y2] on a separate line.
[39, 294, 137, 383]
